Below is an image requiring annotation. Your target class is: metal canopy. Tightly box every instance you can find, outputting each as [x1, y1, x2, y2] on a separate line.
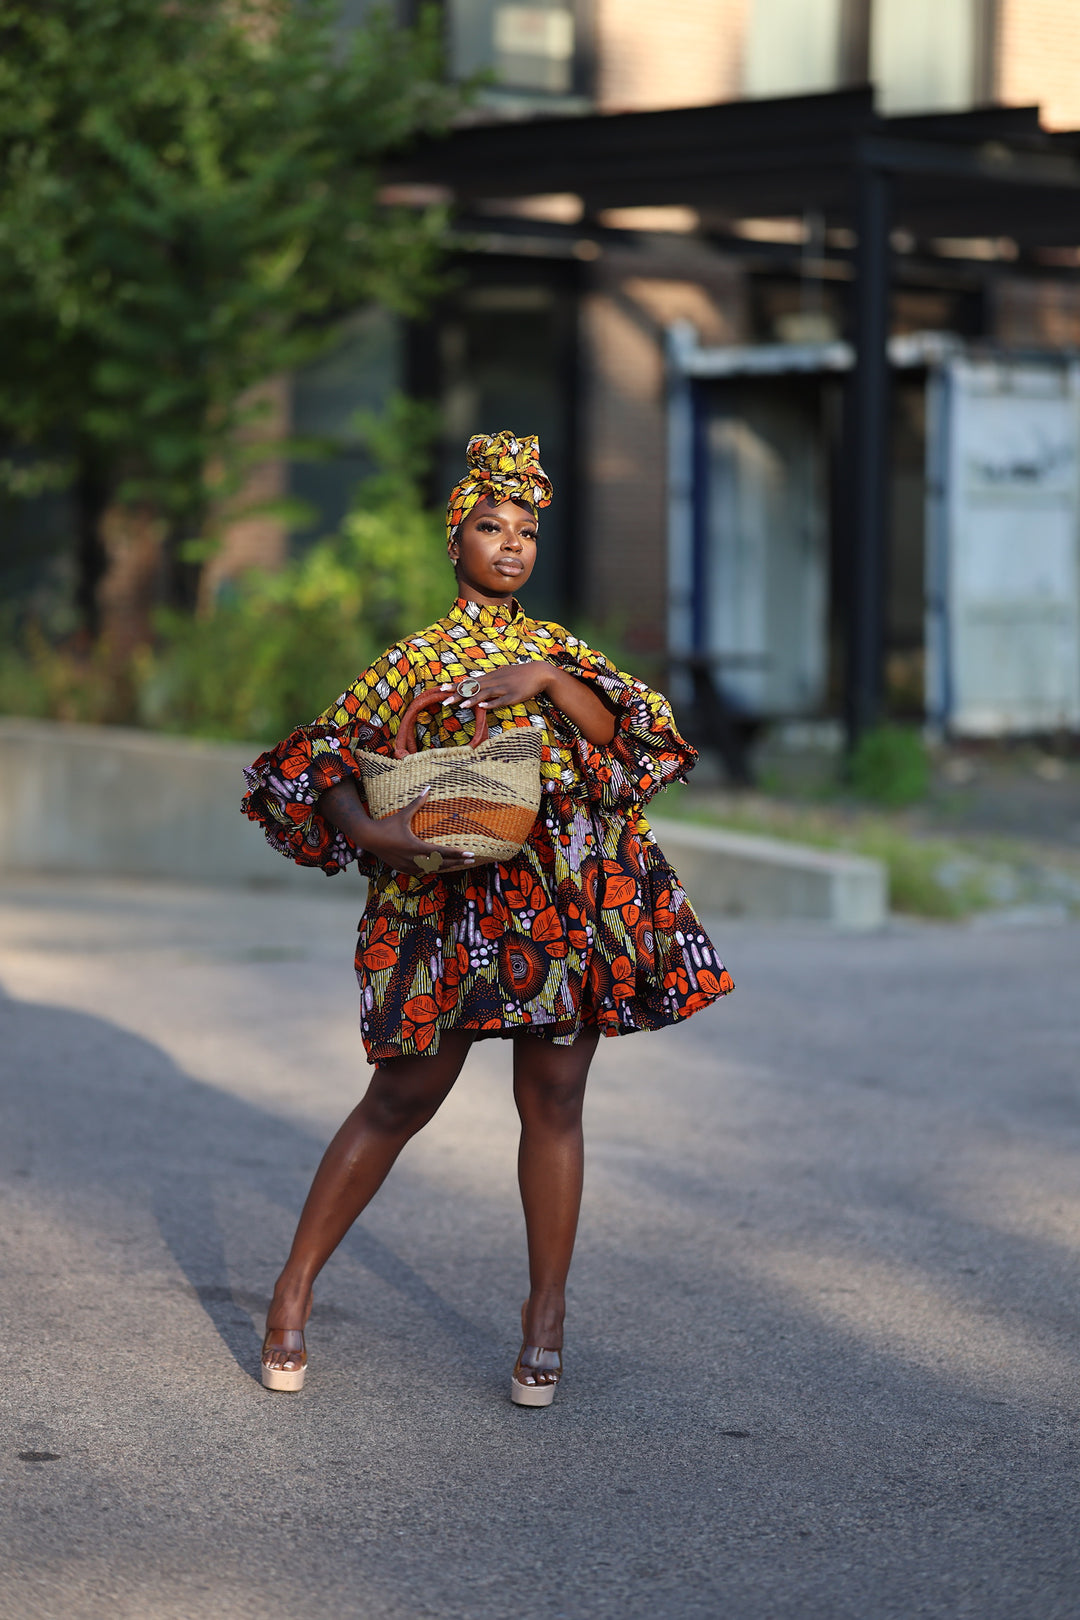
[397, 88, 1080, 246]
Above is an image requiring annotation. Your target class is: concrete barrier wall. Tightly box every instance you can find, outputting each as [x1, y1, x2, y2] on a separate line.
[0, 717, 322, 892]
[0, 719, 887, 927]
[648, 816, 886, 930]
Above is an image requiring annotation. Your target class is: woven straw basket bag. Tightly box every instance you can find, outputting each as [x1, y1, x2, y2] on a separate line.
[358, 688, 543, 865]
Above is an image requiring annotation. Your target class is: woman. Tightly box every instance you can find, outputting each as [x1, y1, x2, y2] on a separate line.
[243, 430, 732, 1406]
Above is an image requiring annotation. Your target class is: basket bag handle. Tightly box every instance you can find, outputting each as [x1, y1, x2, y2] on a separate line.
[393, 687, 489, 760]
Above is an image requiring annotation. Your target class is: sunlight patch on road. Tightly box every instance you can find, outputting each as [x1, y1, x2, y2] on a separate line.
[749, 1240, 1078, 1400]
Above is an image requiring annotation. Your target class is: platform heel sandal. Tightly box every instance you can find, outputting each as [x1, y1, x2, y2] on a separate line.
[511, 1301, 563, 1407]
[261, 1328, 307, 1392]
[511, 1342, 562, 1406]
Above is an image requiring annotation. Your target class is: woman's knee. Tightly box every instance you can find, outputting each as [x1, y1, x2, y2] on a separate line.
[360, 1035, 470, 1137]
[516, 1070, 587, 1131]
[361, 1068, 448, 1137]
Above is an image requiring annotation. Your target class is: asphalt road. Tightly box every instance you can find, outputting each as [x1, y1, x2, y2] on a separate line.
[1, 873, 1078, 1620]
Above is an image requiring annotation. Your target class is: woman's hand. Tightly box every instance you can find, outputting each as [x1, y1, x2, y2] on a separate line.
[441, 660, 555, 711]
[320, 781, 476, 878]
[445, 659, 617, 746]
[361, 792, 478, 878]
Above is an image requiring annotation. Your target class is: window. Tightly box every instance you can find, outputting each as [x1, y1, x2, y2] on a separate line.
[744, 0, 848, 99]
[448, 0, 588, 104]
[871, 0, 987, 113]
[744, 0, 993, 112]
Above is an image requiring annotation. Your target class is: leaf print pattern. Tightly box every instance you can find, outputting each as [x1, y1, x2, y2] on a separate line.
[243, 596, 732, 1061]
[400, 995, 440, 1053]
[360, 916, 399, 972]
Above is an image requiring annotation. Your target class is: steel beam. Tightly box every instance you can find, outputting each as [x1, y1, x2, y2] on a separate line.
[845, 156, 893, 748]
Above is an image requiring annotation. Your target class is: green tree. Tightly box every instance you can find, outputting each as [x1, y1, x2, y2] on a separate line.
[0, 0, 456, 650]
[0, 396, 455, 738]
[138, 397, 453, 741]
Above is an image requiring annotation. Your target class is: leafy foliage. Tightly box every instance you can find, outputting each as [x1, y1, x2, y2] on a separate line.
[0, 401, 454, 741]
[848, 724, 930, 807]
[0, 0, 456, 545]
[139, 401, 453, 740]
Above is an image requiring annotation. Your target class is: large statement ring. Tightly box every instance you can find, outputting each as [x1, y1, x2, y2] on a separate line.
[414, 851, 444, 874]
[456, 677, 482, 699]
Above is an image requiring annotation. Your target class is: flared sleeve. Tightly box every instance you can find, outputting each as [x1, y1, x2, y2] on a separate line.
[241, 642, 418, 876]
[539, 628, 698, 812]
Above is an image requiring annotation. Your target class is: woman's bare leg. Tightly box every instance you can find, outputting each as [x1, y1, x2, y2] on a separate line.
[264, 1033, 473, 1369]
[513, 1027, 600, 1355]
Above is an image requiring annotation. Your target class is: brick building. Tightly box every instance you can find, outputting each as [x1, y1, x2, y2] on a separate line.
[257, 1, 1080, 745]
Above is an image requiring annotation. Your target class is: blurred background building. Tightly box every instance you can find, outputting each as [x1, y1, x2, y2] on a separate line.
[9, 0, 1080, 768]
[322, 0, 1080, 766]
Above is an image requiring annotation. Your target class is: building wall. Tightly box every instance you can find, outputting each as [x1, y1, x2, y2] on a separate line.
[261, 0, 1080, 638]
[594, 0, 1080, 126]
[580, 285, 667, 646]
[595, 0, 749, 112]
[579, 0, 1080, 659]
[997, 0, 1080, 130]
[580, 245, 748, 651]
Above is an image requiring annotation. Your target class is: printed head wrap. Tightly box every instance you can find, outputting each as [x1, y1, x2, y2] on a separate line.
[446, 430, 553, 547]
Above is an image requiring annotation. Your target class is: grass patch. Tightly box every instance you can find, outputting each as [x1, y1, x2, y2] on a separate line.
[848, 724, 930, 808]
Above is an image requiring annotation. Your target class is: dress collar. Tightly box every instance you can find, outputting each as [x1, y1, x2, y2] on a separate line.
[447, 595, 525, 633]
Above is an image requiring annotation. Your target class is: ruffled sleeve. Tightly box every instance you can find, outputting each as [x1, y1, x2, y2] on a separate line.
[241, 642, 419, 877]
[540, 629, 697, 812]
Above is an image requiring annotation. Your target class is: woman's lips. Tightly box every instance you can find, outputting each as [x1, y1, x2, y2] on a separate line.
[495, 560, 524, 575]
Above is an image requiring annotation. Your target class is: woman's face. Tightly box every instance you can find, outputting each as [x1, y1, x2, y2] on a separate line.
[450, 497, 538, 601]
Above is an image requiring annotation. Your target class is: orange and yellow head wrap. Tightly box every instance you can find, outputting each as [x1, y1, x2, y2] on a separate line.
[446, 430, 553, 548]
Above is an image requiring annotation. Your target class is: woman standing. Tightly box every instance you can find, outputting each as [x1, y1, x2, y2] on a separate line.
[243, 430, 732, 1405]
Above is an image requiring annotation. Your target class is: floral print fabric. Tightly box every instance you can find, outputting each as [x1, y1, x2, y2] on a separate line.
[243, 597, 733, 1062]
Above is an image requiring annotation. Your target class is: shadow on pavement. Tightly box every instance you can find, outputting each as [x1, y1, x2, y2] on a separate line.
[0, 980, 487, 1385]
[3, 952, 1080, 1620]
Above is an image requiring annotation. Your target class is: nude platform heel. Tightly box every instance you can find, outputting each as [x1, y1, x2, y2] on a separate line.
[261, 1328, 307, 1392]
[511, 1302, 562, 1406]
[511, 1343, 562, 1406]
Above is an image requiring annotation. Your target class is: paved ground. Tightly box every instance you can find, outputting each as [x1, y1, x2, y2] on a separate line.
[1, 873, 1079, 1620]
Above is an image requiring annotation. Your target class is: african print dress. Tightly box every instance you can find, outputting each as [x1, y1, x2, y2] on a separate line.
[243, 597, 732, 1063]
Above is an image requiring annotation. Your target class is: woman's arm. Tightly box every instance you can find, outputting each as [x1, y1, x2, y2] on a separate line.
[319, 780, 476, 875]
[539, 666, 617, 744]
[450, 661, 617, 745]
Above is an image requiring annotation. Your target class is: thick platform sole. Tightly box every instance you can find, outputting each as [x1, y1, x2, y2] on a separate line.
[261, 1362, 306, 1392]
[511, 1374, 557, 1407]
